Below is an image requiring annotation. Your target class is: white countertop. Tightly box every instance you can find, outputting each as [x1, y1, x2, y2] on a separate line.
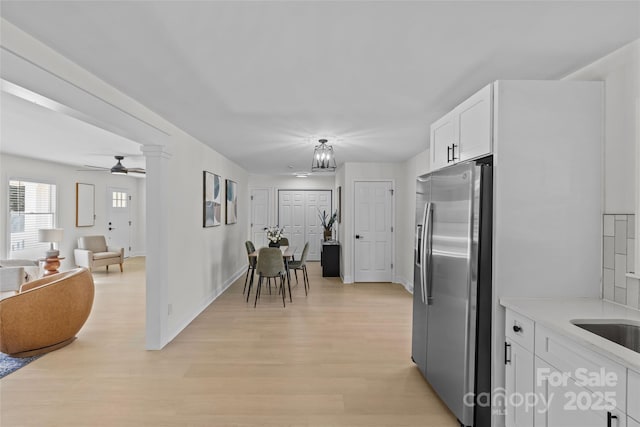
[500, 297, 640, 372]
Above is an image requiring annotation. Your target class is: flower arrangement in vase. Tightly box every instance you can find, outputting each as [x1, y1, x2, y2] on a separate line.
[318, 209, 338, 241]
[264, 226, 285, 247]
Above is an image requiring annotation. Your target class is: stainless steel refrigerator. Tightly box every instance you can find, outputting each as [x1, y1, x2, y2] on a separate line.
[412, 158, 492, 427]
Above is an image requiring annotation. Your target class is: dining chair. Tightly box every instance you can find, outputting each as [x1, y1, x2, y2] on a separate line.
[287, 242, 310, 295]
[243, 241, 257, 295]
[278, 237, 294, 261]
[254, 247, 289, 307]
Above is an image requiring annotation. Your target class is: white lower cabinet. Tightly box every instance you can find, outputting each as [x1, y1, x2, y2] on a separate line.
[534, 357, 626, 427]
[628, 369, 640, 421]
[505, 308, 633, 427]
[505, 338, 535, 427]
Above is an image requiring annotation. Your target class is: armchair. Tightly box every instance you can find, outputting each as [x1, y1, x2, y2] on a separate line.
[0, 268, 94, 357]
[74, 235, 124, 272]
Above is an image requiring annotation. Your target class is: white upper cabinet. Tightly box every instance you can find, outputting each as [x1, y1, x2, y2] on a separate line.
[429, 83, 493, 171]
[429, 113, 456, 171]
[456, 84, 492, 162]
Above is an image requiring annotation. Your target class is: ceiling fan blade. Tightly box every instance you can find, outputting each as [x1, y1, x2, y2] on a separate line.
[75, 158, 145, 175]
[77, 165, 110, 171]
[126, 168, 146, 174]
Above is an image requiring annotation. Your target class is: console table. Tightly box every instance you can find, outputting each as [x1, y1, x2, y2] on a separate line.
[321, 241, 340, 277]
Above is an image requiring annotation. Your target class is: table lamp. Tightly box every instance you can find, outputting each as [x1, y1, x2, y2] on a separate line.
[38, 228, 63, 258]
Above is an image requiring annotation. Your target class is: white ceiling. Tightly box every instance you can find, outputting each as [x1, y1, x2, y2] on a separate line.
[0, 91, 146, 173]
[1, 1, 639, 175]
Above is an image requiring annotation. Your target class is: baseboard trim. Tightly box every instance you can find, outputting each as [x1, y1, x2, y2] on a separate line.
[342, 275, 353, 284]
[164, 264, 247, 346]
[395, 275, 414, 294]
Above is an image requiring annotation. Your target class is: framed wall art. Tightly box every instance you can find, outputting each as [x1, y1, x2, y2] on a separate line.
[203, 171, 221, 227]
[225, 179, 237, 224]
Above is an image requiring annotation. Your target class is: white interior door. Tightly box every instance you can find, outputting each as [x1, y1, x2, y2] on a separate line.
[250, 188, 269, 248]
[305, 191, 330, 261]
[278, 190, 331, 261]
[278, 191, 304, 252]
[354, 181, 393, 282]
[107, 187, 131, 258]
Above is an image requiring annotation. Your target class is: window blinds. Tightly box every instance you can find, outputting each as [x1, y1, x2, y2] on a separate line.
[9, 180, 57, 254]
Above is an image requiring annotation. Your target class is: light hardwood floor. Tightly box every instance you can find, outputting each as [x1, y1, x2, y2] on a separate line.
[1, 257, 458, 426]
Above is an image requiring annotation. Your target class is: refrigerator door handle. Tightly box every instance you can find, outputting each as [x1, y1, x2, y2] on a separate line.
[422, 202, 433, 305]
[419, 203, 429, 304]
[415, 224, 422, 266]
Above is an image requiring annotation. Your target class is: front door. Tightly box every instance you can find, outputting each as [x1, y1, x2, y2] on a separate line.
[354, 181, 393, 282]
[107, 187, 131, 258]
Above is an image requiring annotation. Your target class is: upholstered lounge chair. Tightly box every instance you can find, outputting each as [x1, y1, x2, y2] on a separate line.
[74, 235, 124, 272]
[0, 268, 95, 357]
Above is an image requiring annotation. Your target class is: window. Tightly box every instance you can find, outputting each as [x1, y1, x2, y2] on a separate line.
[9, 180, 57, 255]
[112, 191, 128, 208]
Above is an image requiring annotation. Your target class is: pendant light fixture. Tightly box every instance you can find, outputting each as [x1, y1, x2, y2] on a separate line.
[311, 139, 337, 172]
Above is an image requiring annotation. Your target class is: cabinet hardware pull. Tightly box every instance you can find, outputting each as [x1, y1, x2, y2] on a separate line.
[607, 411, 617, 427]
[451, 143, 458, 161]
[513, 325, 522, 333]
[504, 342, 511, 365]
[447, 145, 452, 163]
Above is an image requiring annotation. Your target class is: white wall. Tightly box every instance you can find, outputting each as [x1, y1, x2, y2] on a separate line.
[564, 39, 639, 216]
[0, 153, 144, 269]
[564, 38, 640, 280]
[134, 178, 146, 256]
[334, 166, 346, 278]
[395, 149, 429, 291]
[164, 134, 249, 340]
[340, 162, 405, 284]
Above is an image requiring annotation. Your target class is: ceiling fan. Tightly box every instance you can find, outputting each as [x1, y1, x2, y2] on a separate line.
[78, 156, 146, 175]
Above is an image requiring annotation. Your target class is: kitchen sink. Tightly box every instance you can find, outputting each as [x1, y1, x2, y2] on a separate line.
[571, 320, 640, 353]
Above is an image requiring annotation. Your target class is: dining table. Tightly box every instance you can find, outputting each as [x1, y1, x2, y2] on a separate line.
[246, 245, 296, 302]
[247, 245, 296, 260]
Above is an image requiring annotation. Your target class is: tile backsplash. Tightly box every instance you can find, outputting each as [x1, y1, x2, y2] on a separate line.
[603, 214, 639, 309]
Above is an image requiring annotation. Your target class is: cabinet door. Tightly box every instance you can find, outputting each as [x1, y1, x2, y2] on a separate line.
[535, 324, 627, 411]
[456, 84, 492, 162]
[430, 113, 456, 171]
[505, 339, 535, 427]
[629, 417, 640, 427]
[628, 369, 640, 421]
[534, 357, 626, 427]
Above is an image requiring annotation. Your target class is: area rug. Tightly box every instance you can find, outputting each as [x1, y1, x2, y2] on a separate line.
[0, 353, 42, 379]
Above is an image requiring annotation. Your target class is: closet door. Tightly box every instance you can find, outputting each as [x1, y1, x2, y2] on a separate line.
[305, 190, 331, 261]
[289, 192, 305, 256]
[278, 190, 332, 261]
[278, 191, 304, 249]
